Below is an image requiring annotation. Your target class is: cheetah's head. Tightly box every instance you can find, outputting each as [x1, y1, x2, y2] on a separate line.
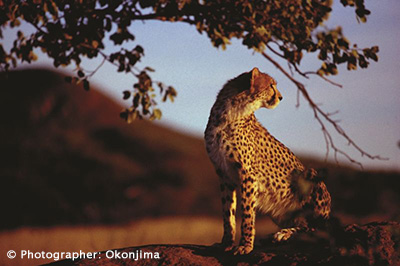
[250, 67, 283, 109]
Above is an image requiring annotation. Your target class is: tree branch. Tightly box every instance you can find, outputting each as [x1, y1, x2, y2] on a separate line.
[261, 51, 387, 167]
[303, 71, 343, 88]
[265, 44, 343, 88]
[129, 12, 196, 25]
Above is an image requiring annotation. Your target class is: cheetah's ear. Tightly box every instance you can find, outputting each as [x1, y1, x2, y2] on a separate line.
[250, 67, 260, 93]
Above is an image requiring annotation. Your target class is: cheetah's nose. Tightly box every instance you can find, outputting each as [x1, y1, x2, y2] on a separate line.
[279, 96, 283, 101]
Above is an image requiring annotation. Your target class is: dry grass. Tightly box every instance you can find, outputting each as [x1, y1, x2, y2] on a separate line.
[0, 216, 277, 266]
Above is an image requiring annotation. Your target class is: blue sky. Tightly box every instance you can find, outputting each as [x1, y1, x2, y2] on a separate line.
[3, 0, 400, 171]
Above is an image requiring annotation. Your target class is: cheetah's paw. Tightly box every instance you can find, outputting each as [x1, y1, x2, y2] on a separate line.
[273, 228, 296, 242]
[233, 244, 253, 255]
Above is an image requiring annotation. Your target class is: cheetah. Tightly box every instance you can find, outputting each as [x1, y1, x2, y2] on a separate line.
[204, 68, 331, 255]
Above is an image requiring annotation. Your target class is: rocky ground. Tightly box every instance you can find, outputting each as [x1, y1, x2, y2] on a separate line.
[48, 221, 399, 266]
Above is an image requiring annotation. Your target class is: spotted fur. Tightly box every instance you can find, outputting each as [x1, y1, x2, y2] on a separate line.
[204, 68, 331, 255]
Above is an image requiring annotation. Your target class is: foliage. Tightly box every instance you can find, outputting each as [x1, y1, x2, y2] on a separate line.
[0, 0, 381, 164]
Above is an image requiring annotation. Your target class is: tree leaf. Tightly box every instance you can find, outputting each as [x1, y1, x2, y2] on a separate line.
[83, 79, 90, 91]
[123, 90, 131, 100]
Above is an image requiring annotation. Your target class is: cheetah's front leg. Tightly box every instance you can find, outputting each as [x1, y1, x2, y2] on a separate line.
[234, 178, 257, 255]
[215, 181, 237, 251]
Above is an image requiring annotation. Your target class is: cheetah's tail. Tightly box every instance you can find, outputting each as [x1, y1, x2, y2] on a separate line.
[289, 167, 325, 202]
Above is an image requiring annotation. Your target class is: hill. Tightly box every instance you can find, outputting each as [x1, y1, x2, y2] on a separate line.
[0, 68, 220, 229]
[0, 68, 399, 230]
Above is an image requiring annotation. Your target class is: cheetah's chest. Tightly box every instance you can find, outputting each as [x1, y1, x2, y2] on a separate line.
[207, 116, 297, 174]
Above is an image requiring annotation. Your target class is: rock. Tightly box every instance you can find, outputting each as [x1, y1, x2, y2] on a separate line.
[45, 222, 399, 266]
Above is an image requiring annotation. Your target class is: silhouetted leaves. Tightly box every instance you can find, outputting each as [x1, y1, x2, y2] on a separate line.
[0, 0, 377, 122]
[83, 79, 90, 91]
[163, 86, 177, 103]
[363, 46, 379, 62]
[77, 70, 85, 78]
[110, 29, 135, 45]
[123, 90, 131, 100]
[150, 108, 162, 121]
[340, 0, 371, 22]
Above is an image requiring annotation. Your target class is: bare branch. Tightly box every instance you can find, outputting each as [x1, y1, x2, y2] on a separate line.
[296, 88, 300, 108]
[303, 71, 343, 88]
[86, 56, 107, 78]
[261, 51, 388, 167]
[130, 12, 196, 25]
[265, 44, 343, 89]
[266, 43, 286, 60]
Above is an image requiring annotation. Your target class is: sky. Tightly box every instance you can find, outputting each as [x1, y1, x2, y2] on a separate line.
[3, 0, 400, 171]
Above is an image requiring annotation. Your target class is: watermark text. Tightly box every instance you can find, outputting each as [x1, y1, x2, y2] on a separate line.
[6, 249, 160, 262]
